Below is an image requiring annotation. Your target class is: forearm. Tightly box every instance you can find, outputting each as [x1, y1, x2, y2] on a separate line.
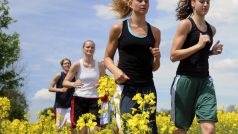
[63, 80, 74, 88]
[171, 44, 200, 62]
[48, 87, 63, 92]
[152, 57, 160, 71]
[104, 57, 121, 75]
[209, 50, 214, 56]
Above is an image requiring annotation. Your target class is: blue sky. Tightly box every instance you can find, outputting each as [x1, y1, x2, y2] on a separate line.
[8, 0, 238, 122]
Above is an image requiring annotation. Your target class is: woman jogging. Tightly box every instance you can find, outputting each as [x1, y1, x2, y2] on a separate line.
[170, 0, 223, 133]
[48, 58, 75, 129]
[104, 0, 161, 133]
[63, 40, 105, 133]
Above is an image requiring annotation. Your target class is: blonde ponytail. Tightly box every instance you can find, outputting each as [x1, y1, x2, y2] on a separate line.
[111, 0, 132, 19]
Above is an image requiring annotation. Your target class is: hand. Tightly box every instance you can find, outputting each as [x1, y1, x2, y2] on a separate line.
[114, 70, 129, 85]
[150, 47, 161, 58]
[61, 87, 68, 92]
[73, 80, 83, 88]
[95, 83, 99, 89]
[211, 40, 223, 55]
[197, 33, 211, 49]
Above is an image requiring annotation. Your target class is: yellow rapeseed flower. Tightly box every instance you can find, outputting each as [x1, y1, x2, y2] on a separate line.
[97, 75, 117, 101]
[76, 113, 97, 130]
[0, 97, 10, 119]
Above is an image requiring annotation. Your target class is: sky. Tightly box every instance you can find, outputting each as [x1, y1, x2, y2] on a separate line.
[7, 0, 238, 122]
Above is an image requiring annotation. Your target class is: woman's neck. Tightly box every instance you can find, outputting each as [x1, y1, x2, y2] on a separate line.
[82, 56, 95, 68]
[83, 56, 94, 64]
[64, 70, 68, 74]
[192, 14, 206, 25]
[130, 14, 146, 27]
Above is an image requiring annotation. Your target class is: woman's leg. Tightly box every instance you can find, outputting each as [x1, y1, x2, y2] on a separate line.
[200, 121, 215, 134]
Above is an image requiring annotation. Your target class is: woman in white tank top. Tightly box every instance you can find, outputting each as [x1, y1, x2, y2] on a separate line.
[63, 40, 105, 133]
[73, 58, 100, 98]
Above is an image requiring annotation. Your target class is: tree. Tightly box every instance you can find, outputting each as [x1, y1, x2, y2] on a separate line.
[226, 105, 238, 113]
[0, 88, 28, 120]
[39, 107, 54, 120]
[0, 0, 28, 120]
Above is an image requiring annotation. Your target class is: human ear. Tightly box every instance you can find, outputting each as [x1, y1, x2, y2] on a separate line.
[191, 0, 195, 8]
[128, 0, 133, 8]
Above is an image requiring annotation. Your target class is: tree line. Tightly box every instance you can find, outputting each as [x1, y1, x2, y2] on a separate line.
[0, 0, 28, 120]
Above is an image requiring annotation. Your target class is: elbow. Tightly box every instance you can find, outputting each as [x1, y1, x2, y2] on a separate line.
[63, 80, 72, 88]
[62, 80, 67, 87]
[62, 80, 68, 88]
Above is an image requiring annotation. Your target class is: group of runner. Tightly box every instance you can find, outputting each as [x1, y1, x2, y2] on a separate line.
[48, 0, 223, 134]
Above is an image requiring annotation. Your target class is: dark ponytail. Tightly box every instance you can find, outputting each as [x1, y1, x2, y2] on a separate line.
[176, 0, 193, 20]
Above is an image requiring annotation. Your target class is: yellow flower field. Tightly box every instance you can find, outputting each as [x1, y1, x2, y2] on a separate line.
[1, 76, 238, 133]
[1, 98, 238, 133]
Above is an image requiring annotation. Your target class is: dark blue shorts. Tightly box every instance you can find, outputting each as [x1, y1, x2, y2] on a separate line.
[120, 85, 158, 134]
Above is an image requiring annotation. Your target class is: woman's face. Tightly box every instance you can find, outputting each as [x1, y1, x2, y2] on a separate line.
[192, 0, 210, 16]
[129, 0, 149, 15]
[83, 41, 95, 56]
[62, 60, 71, 71]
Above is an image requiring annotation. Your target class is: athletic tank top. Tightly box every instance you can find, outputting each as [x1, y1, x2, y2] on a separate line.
[118, 19, 155, 87]
[74, 59, 99, 98]
[176, 18, 213, 77]
[54, 72, 75, 108]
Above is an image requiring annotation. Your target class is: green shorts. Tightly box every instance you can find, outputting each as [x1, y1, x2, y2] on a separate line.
[170, 75, 218, 131]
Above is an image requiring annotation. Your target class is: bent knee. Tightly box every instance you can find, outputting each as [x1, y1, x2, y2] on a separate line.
[200, 121, 215, 134]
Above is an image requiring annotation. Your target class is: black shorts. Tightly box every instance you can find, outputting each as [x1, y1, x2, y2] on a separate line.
[70, 96, 100, 128]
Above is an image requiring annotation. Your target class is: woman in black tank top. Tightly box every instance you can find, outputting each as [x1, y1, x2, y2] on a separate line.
[104, 0, 161, 133]
[170, 0, 223, 133]
[48, 58, 74, 129]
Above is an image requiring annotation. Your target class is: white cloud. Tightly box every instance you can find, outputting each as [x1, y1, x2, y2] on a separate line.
[210, 59, 238, 97]
[211, 72, 238, 97]
[34, 88, 55, 101]
[151, 16, 177, 31]
[212, 58, 238, 70]
[209, 1, 238, 23]
[156, 0, 177, 12]
[93, 4, 116, 19]
[153, 61, 178, 110]
[156, 0, 238, 24]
